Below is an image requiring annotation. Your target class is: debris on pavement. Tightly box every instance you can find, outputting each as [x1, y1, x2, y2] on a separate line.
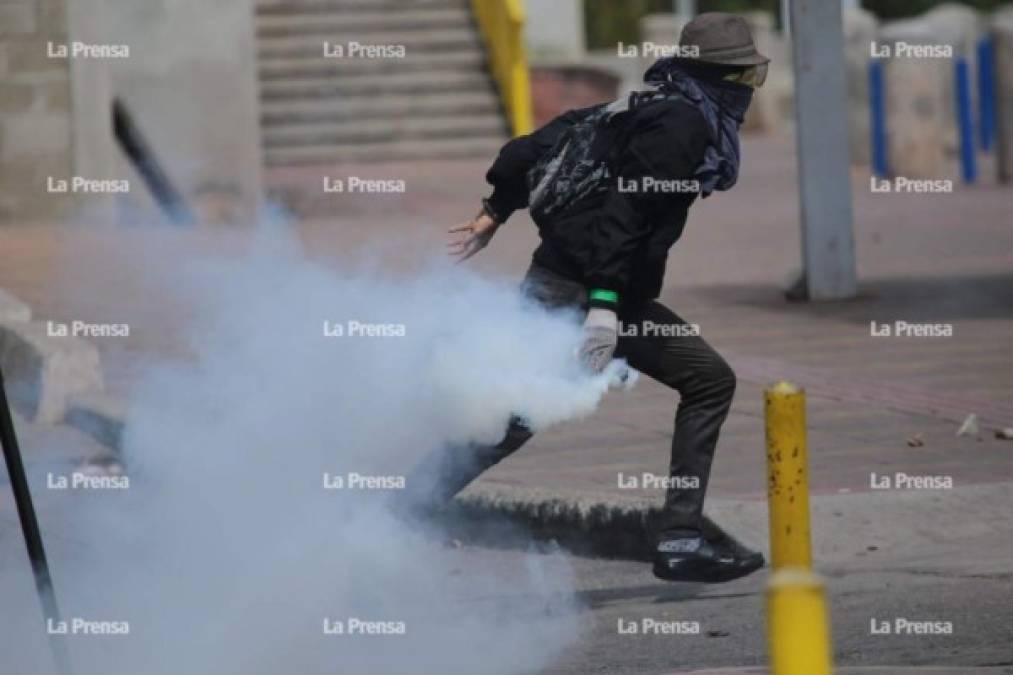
[957, 414, 979, 437]
[76, 457, 125, 476]
[906, 433, 925, 447]
[995, 428, 1013, 440]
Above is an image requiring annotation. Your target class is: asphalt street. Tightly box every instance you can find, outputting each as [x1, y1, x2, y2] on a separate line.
[3, 485, 1011, 674]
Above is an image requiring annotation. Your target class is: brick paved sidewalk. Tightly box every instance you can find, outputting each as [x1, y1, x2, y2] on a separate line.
[485, 271, 1013, 502]
[1, 135, 1011, 501]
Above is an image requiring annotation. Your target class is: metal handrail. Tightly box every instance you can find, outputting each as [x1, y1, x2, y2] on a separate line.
[471, 0, 534, 136]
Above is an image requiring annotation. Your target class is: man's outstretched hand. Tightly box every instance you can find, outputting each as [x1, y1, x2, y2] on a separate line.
[448, 212, 500, 262]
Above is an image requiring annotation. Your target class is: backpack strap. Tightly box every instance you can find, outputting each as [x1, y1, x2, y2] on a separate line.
[603, 87, 687, 172]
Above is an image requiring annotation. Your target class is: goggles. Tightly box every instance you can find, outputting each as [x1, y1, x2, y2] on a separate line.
[723, 63, 768, 89]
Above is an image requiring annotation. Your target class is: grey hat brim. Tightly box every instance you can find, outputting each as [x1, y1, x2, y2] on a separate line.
[674, 51, 771, 67]
[708, 51, 771, 66]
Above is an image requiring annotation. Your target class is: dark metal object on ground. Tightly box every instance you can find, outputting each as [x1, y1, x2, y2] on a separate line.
[112, 97, 196, 225]
[0, 368, 74, 675]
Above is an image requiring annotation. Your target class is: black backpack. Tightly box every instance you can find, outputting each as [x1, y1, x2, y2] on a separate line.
[525, 88, 685, 221]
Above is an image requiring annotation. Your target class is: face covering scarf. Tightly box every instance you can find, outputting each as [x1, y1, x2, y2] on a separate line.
[643, 57, 754, 196]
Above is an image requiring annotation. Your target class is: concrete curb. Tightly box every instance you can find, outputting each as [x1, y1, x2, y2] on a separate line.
[64, 391, 126, 452]
[451, 480, 1013, 562]
[453, 485, 657, 559]
[0, 288, 122, 463]
[668, 664, 1013, 668]
[0, 288, 32, 322]
[0, 319, 104, 424]
[451, 485, 764, 561]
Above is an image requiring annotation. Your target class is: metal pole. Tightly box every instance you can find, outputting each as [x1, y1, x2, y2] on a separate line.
[675, 0, 696, 22]
[767, 569, 834, 675]
[869, 60, 889, 178]
[112, 97, 196, 226]
[790, 0, 858, 300]
[955, 57, 978, 183]
[0, 368, 74, 675]
[978, 36, 996, 153]
[764, 381, 813, 570]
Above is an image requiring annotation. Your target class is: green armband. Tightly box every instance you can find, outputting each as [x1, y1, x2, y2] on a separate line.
[589, 289, 619, 307]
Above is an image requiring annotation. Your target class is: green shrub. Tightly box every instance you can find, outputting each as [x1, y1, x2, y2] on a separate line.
[582, 0, 1013, 50]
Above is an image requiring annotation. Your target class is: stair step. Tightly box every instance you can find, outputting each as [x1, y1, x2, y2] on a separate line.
[257, 28, 480, 59]
[260, 70, 495, 101]
[258, 49, 486, 80]
[263, 114, 506, 148]
[257, 9, 471, 38]
[255, 0, 507, 167]
[261, 91, 500, 124]
[264, 136, 505, 166]
[256, 0, 467, 16]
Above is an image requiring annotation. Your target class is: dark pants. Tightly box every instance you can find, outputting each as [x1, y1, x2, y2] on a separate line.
[403, 264, 737, 537]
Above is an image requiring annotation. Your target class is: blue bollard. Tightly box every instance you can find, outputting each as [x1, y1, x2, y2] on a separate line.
[977, 37, 996, 153]
[955, 57, 978, 184]
[869, 59, 888, 178]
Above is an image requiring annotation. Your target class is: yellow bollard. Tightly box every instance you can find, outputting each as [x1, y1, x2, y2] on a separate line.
[764, 381, 812, 570]
[767, 568, 834, 675]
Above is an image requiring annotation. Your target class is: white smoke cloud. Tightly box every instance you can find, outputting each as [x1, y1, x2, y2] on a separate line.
[2, 219, 634, 674]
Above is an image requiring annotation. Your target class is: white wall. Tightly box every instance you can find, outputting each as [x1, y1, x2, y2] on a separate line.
[525, 0, 585, 62]
[101, 0, 263, 223]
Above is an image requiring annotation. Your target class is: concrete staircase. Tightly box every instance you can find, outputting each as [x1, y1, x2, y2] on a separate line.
[256, 0, 509, 166]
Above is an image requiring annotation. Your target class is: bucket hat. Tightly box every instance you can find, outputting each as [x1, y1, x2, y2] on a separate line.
[678, 12, 770, 67]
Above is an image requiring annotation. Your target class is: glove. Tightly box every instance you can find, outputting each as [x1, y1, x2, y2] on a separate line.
[578, 308, 618, 374]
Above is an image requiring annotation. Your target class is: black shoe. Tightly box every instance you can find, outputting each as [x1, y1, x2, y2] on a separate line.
[651, 535, 765, 583]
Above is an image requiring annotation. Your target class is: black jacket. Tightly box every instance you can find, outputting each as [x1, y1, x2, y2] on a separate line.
[485, 97, 711, 304]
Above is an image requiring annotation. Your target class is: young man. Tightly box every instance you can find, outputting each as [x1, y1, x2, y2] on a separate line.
[416, 14, 769, 583]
